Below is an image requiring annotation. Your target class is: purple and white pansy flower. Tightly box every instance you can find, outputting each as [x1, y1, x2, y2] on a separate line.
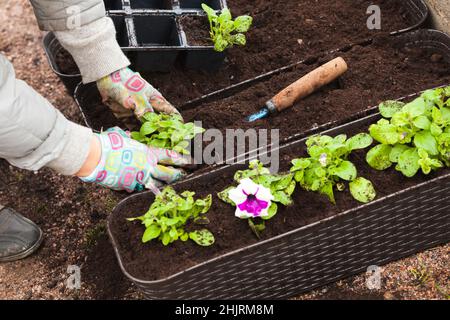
[228, 178, 274, 219]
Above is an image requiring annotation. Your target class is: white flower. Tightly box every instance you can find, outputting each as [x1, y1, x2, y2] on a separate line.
[228, 178, 274, 219]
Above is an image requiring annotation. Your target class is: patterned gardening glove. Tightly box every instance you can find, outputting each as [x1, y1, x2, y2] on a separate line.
[97, 67, 181, 129]
[80, 127, 189, 194]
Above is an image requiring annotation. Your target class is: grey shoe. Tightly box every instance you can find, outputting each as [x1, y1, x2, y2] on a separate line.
[0, 205, 43, 262]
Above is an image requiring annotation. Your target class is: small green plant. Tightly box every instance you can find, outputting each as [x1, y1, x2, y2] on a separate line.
[290, 133, 376, 204]
[218, 160, 296, 238]
[409, 264, 431, 287]
[202, 3, 253, 52]
[366, 86, 450, 177]
[128, 187, 214, 246]
[131, 112, 204, 155]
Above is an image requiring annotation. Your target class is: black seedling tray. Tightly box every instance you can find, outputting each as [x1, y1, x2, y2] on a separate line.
[108, 109, 450, 299]
[107, 0, 228, 72]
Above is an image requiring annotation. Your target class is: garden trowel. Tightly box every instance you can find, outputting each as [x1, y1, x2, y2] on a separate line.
[246, 57, 348, 122]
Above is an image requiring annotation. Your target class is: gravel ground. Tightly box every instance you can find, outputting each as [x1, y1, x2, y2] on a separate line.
[0, 0, 448, 300]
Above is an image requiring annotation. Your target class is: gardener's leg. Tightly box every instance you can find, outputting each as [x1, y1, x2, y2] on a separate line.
[0, 204, 43, 262]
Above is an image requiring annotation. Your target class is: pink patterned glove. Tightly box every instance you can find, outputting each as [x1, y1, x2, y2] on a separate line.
[97, 67, 181, 127]
[80, 127, 189, 194]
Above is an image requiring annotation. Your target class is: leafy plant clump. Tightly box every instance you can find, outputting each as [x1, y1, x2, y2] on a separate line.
[218, 160, 296, 237]
[366, 86, 450, 177]
[202, 3, 253, 52]
[131, 112, 204, 155]
[290, 134, 376, 204]
[128, 187, 214, 246]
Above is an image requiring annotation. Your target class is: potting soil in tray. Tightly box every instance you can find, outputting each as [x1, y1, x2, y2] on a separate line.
[182, 34, 450, 142]
[181, 15, 211, 46]
[110, 112, 450, 281]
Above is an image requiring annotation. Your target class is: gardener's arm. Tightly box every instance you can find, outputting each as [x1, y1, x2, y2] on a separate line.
[0, 55, 187, 193]
[29, 0, 179, 120]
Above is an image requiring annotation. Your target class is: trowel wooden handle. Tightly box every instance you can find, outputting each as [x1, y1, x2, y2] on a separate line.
[269, 57, 348, 112]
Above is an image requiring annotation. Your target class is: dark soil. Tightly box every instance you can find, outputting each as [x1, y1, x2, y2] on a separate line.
[145, 0, 417, 105]
[55, 48, 80, 75]
[78, 34, 450, 140]
[181, 15, 211, 46]
[59, 0, 417, 105]
[110, 115, 450, 281]
[182, 35, 450, 142]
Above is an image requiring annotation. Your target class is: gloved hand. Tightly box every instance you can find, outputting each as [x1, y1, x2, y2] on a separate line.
[97, 67, 181, 128]
[79, 127, 189, 194]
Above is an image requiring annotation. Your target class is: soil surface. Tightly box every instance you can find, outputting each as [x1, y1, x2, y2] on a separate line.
[81, 34, 450, 141]
[181, 15, 211, 46]
[1, 0, 449, 301]
[110, 116, 450, 281]
[60, 0, 417, 105]
[182, 35, 450, 143]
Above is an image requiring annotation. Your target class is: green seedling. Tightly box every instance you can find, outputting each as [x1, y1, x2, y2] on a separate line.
[131, 112, 204, 155]
[218, 160, 296, 238]
[202, 3, 253, 52]
[128, 187, 214, 246]
[366, 86, 450, 177]
[290, 133, 376, 204]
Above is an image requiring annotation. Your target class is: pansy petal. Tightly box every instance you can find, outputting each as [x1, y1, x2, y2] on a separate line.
[240, 178, 259, 195]
[256, 185, 274, 202]
[235, 207, 252, 219]
[228, 186, 247, 205]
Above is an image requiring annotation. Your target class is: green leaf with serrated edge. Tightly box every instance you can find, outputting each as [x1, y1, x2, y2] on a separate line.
[413, 116, 431, 130]
[162, 232, 171, 246]
[430, 123, 443, 137]
[403, 97, 427, 118]
[261, 203, 278, 220]
[369, 120, 399, 145]
[349, 177, 376, 203]
[189, 229, 215, 247]
[232, 33, 246, 46]
[217, 186, 235, 205]
[142, 224, 161, 243]
[273, 191, 292, 206]
[379, 100, 405, 118]
[396, 148, 420, 177]
[414, 131, 438, 156]
[389, 144, 410, 163]
[346, 133, 373, 150]
[366, 144, 393, 170]
[140, 121, 158, 136]
[331, 160, 357, 181]
[234, 15, 253, 32]
[290, 158, 311, 171]
[320, 181, 335, 204]
[248, 219, 265, 239]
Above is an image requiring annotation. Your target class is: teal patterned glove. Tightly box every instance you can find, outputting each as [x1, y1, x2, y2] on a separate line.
[80, 127, 188, 193]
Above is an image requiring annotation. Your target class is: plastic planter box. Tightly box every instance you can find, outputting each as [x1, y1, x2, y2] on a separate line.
[108, 110, 450, 299]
